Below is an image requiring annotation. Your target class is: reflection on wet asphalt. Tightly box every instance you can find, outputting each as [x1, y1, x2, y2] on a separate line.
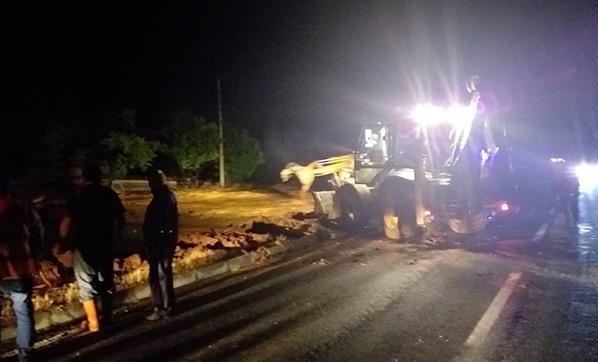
[577, 193, 598, 265]
[558, 192, 598, 360]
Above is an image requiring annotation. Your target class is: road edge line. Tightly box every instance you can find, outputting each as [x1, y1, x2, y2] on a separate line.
[464, 271, 522, 348]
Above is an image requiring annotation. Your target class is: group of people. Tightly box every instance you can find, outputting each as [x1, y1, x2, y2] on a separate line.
[1, 164, 179, 361]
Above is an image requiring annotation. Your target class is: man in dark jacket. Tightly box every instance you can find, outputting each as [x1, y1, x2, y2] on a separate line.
[143, 169, 178, 320]
[0, 176, 36, 361]
[61, 163, 125, 332]
[553, 169, 580, 226]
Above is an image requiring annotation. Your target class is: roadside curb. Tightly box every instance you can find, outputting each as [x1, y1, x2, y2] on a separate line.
[2, 228, 331, 341]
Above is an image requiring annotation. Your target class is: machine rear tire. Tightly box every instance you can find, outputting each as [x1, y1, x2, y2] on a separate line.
[447, 212, 487, 234]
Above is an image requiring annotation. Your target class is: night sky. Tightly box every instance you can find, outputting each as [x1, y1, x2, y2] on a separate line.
[3, 0, 598, 169]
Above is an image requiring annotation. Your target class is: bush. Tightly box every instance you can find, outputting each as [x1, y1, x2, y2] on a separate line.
[103, 133, 160, 178]
[224, 128, 264, 183]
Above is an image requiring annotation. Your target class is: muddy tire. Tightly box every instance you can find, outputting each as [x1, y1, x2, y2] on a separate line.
[378, 176, 416, 240]
[334, 184, 372, 231]
[382, 205, 400, 240]
[447, 212, 487, 234]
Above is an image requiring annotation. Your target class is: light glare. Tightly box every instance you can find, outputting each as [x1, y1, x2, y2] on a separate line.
[410, 103, 475, 127]
[575, 164, 598, 193]
[410, 104, 444, 126]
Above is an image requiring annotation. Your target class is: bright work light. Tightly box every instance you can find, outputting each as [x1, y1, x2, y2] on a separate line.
[410, 103, 475, 127]
[575, 163, 598, 193]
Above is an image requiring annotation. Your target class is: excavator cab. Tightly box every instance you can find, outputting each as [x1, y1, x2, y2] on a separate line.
[355, 121, 392, 169]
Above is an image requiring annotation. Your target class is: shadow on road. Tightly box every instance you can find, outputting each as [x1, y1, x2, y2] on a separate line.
[35, 237, 373, 361]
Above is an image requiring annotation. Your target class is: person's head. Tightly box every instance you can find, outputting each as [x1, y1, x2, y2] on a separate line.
[68, 166, 85, 190]
[82, 162, 103, 185]
[147, 169, 167, 193]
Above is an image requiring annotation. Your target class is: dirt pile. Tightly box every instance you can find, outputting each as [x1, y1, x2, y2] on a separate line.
[1, 217, 319, 326]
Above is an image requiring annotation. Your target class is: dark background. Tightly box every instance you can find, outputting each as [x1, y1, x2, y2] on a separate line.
[2, 0, 598, 177]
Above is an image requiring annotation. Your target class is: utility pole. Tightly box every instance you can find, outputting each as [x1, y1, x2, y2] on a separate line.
[217, 79, 225, 187]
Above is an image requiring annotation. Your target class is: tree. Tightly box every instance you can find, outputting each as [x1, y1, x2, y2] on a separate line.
[160, 109, 219, 175]
[36, 121, 71, 176]
[224, 128, 264, 183]
[103, 133, 160, 178]
[25, 120, 89, 179]
[160, 109, 264, 183]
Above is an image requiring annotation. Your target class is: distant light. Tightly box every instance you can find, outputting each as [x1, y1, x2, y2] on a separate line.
[550, 157, 566, 163]
[424, 210, 432, 217]
[576, 164, 598, 193]
[500, 202, 510, 212]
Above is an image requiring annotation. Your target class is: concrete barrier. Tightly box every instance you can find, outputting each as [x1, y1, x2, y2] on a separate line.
[110, 179, 177, 196]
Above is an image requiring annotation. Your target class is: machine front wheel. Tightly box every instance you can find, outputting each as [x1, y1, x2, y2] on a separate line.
[382, 205, 400, 240]
[334, 184, 372, 231]
[378, 176, 417, 240]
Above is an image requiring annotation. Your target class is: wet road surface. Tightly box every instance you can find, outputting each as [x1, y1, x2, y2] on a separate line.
[6, 195, 598, 361]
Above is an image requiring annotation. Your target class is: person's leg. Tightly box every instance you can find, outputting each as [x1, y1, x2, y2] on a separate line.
[73, 250, 100, 331]
[569, 195, 580, 225]
[148, 250, 164, 310]
[145, 248, 166, 320]
[97, 256, 115, 324]
[158, 249, 175, 314]
[100, 292, 113, 325]
[73, 249, 97, 302]
[8, 279, 35, 360]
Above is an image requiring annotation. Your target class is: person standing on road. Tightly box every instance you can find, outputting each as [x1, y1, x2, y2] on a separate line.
[61, 163, 125, 332]
[0, 175, 36, 361]
[552, 165, 580, 227]
[143, 169, 178, 321]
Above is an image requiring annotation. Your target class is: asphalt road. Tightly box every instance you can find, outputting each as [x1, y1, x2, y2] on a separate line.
[12, 195, 598, 361]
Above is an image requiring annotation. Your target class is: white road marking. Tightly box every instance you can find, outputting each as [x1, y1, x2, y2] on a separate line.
[532, 223, 549, 242]
[465, 272, 522, 348]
